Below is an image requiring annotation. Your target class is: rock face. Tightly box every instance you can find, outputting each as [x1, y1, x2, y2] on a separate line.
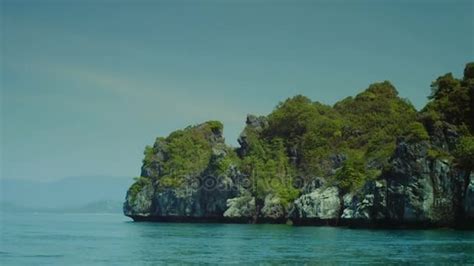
[289, 134, 472, 228]
[464, 173, 474, 219]
[384, 139, 465, 226]
[341, 180, 387, 221]
[223, 194, 255, 220]
[124, 125, 473, 227]
[260, 194, 286, 221]
[123, 121, 240, 221]
[290, 186, 341, 222]
[336, 138, 470, 228]
[387, 141, 438, 223]
[237, 115, 268, 157]
[123, 179, 154, 217]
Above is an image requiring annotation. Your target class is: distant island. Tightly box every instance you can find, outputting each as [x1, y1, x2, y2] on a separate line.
[124, 63, 474, 228]
[1, 176, 133, 213]
[1, 200, 123, 214]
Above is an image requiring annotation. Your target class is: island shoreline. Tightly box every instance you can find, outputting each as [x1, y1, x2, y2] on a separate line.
[128, 215, 474, 230]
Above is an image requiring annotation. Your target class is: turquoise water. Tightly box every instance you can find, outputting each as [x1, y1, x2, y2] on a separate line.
[1, 213, 473, 265]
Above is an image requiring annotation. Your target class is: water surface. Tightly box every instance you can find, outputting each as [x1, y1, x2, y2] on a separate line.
[1, 213, 473, 264]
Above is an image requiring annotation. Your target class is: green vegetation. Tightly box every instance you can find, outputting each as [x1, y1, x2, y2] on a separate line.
[265, 95, 342, 176]
[333, 155, 367, 193]
[420, 63, 474, 169]
[422, 66, 473, 133]
[213, 147, 240, 176]
[427, 147, 453, 161]
[160, 126, 213, 186]
[143, 145, 155, 166]
[206, 120, 224, 133]
[405, 122, 430, 142]
[455, 135, 474, 170]
[240, 133, 300, 207]
[139, 121, 238, 189]
[334, 81, 417, 164]
[129, 176, 152, 202]
[248, 81, 419, 193]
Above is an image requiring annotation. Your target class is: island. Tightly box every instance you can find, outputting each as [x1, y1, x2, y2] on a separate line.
[124, 63, 474, 229]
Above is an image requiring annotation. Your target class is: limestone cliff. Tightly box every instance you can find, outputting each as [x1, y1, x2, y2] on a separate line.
[124, 62, 474, 228]
[124, 121, 241, 221]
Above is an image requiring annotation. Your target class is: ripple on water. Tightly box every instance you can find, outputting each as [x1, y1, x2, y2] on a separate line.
[1, 213, 473, 265]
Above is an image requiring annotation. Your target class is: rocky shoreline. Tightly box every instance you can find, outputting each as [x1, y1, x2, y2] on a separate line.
[124, 118, 474, 229]
[128, 215, 474, 230]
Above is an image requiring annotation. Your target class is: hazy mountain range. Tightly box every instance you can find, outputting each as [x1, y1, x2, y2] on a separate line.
[0, 176, 134, 213]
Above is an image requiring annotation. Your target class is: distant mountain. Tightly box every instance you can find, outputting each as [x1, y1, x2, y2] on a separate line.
[0, 200, 123, 214]
[0, 201, 37, 213]
[0, 176, 134, 210]
[67, 200, 123, 213]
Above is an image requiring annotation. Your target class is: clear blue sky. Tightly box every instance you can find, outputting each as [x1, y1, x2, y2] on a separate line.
[1, 0, 473, 181]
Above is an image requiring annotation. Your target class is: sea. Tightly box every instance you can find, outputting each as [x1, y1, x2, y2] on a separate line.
[1, 213, 473, 265]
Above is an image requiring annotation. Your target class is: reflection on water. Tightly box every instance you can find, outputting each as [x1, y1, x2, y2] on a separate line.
[1, 213, 473, 264]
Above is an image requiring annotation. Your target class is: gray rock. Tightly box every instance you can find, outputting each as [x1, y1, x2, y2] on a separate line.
[123, 180, 154, 217]
[291, 186, 341, 219]
[261, 194, 285, 219]
[142, 170, 238, 219]
[341, 180, 387, 220]
[465, 173, 474, 218]
[330, 153, 347, 169]
[341, 193, 356, 219]
[385, 139, 463, 224]
[245, 114, 269, 130]
[237, 115, 268, 156]
[429, 122, 459, 152]
[302, 177, 325, 194]
[224, 194, 255, 218]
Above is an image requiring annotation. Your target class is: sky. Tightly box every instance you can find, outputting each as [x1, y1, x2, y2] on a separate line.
[1, 0, 473, 181]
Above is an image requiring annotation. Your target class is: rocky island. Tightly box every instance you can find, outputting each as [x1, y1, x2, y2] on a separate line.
[124, 63, 474, 228]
